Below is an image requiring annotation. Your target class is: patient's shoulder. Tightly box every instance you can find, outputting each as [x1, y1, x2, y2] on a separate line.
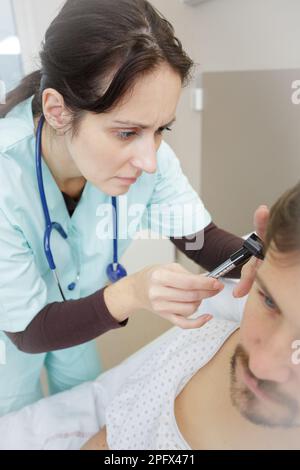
[81, 427, 109, 451]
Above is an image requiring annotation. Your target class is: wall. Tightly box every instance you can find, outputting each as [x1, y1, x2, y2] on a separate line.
[0, 0, 23, 91]
[151, 0, 300, 181]
[12, 0, 64, 73]
[201, 69, 300, 236]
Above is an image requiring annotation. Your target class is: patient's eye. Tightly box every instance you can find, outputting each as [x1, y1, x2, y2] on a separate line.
[258, 290, 278, 312]
[118, 131, 137, 140]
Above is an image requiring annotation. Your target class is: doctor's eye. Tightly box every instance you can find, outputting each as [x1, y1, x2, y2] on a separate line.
[158, 126, 173, 134]
[117, 126, 173, 141]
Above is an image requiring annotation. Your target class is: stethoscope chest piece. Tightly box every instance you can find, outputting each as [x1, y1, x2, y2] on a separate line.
[107, 263, 128, 284]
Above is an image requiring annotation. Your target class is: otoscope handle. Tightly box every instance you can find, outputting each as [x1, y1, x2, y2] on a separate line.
[207, 233, 264, 280]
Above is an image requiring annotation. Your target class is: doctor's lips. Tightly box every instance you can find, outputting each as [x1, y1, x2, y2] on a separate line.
[115, 175, 140, 185]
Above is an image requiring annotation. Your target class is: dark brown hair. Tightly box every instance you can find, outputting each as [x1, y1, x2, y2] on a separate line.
[265, 182, 300, 255]
[0, 0, 193, 134]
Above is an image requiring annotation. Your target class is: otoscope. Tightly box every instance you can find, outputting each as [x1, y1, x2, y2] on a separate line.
[207, 233, 265, 279]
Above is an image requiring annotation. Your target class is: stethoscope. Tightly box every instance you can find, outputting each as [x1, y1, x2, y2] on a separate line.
[35, 115, 127, 301]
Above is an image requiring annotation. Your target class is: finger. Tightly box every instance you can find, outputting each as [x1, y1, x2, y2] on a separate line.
[154, 300, 202, 317]
[233, 259, 257, 298]
[155, 297, 222, 317]
[153, 269, 223, 291]
[233, 277, 253, 298]
[151, 285, 224, 303]
[233, 257, 261, 298]
[165, 263, 189, 273]
[254, 205, 269, 240]
[167, 313, 213, 330]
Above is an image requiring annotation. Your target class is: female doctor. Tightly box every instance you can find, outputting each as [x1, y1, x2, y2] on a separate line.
[0, 0, 268, 416]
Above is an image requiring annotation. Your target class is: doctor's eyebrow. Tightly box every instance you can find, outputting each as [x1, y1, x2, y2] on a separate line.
[111, 117, 176, 130]
[255, 273, 282, 313]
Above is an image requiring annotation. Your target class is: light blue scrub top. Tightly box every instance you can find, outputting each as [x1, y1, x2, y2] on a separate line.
[0, 96, 211, 334]
[0, 94, 211, 332]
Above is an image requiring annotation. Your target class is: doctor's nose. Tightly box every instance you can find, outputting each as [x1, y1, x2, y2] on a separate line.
[130, 140, 158, 174]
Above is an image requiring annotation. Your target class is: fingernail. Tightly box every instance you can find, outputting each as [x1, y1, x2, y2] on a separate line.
[202, 314, 213, 321]
[213, 281, 222, 289]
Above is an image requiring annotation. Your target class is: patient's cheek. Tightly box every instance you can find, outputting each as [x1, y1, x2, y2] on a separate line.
[240, 295, 262, 347]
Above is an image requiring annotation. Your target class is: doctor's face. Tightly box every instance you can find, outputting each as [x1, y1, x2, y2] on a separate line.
[230, 248, 300, 428]
[65, 64, 182, 196]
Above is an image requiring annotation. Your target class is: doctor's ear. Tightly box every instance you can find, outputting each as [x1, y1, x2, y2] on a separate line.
[42, 89, 72, 135]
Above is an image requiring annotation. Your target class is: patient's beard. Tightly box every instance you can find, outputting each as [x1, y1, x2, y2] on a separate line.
[230, 344, 299, 428]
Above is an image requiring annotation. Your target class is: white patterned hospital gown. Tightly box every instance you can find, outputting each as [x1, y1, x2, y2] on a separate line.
[106, 319, 239, 450]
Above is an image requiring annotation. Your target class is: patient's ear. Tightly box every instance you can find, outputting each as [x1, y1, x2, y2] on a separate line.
[81, 427, 109, 451]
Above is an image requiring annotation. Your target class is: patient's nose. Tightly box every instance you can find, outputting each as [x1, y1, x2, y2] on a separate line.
[249, 343, 292, 384]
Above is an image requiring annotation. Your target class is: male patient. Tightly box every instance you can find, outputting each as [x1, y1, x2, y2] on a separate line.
[83, 182, 300, 450]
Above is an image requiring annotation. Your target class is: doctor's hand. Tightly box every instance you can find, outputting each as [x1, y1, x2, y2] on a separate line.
[104, 263, 224, 329]
[233, 205, 269, 298]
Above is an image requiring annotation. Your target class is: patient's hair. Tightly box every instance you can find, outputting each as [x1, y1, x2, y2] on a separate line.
[265, 182, 300, 255]
[0, 0, 193, 135]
